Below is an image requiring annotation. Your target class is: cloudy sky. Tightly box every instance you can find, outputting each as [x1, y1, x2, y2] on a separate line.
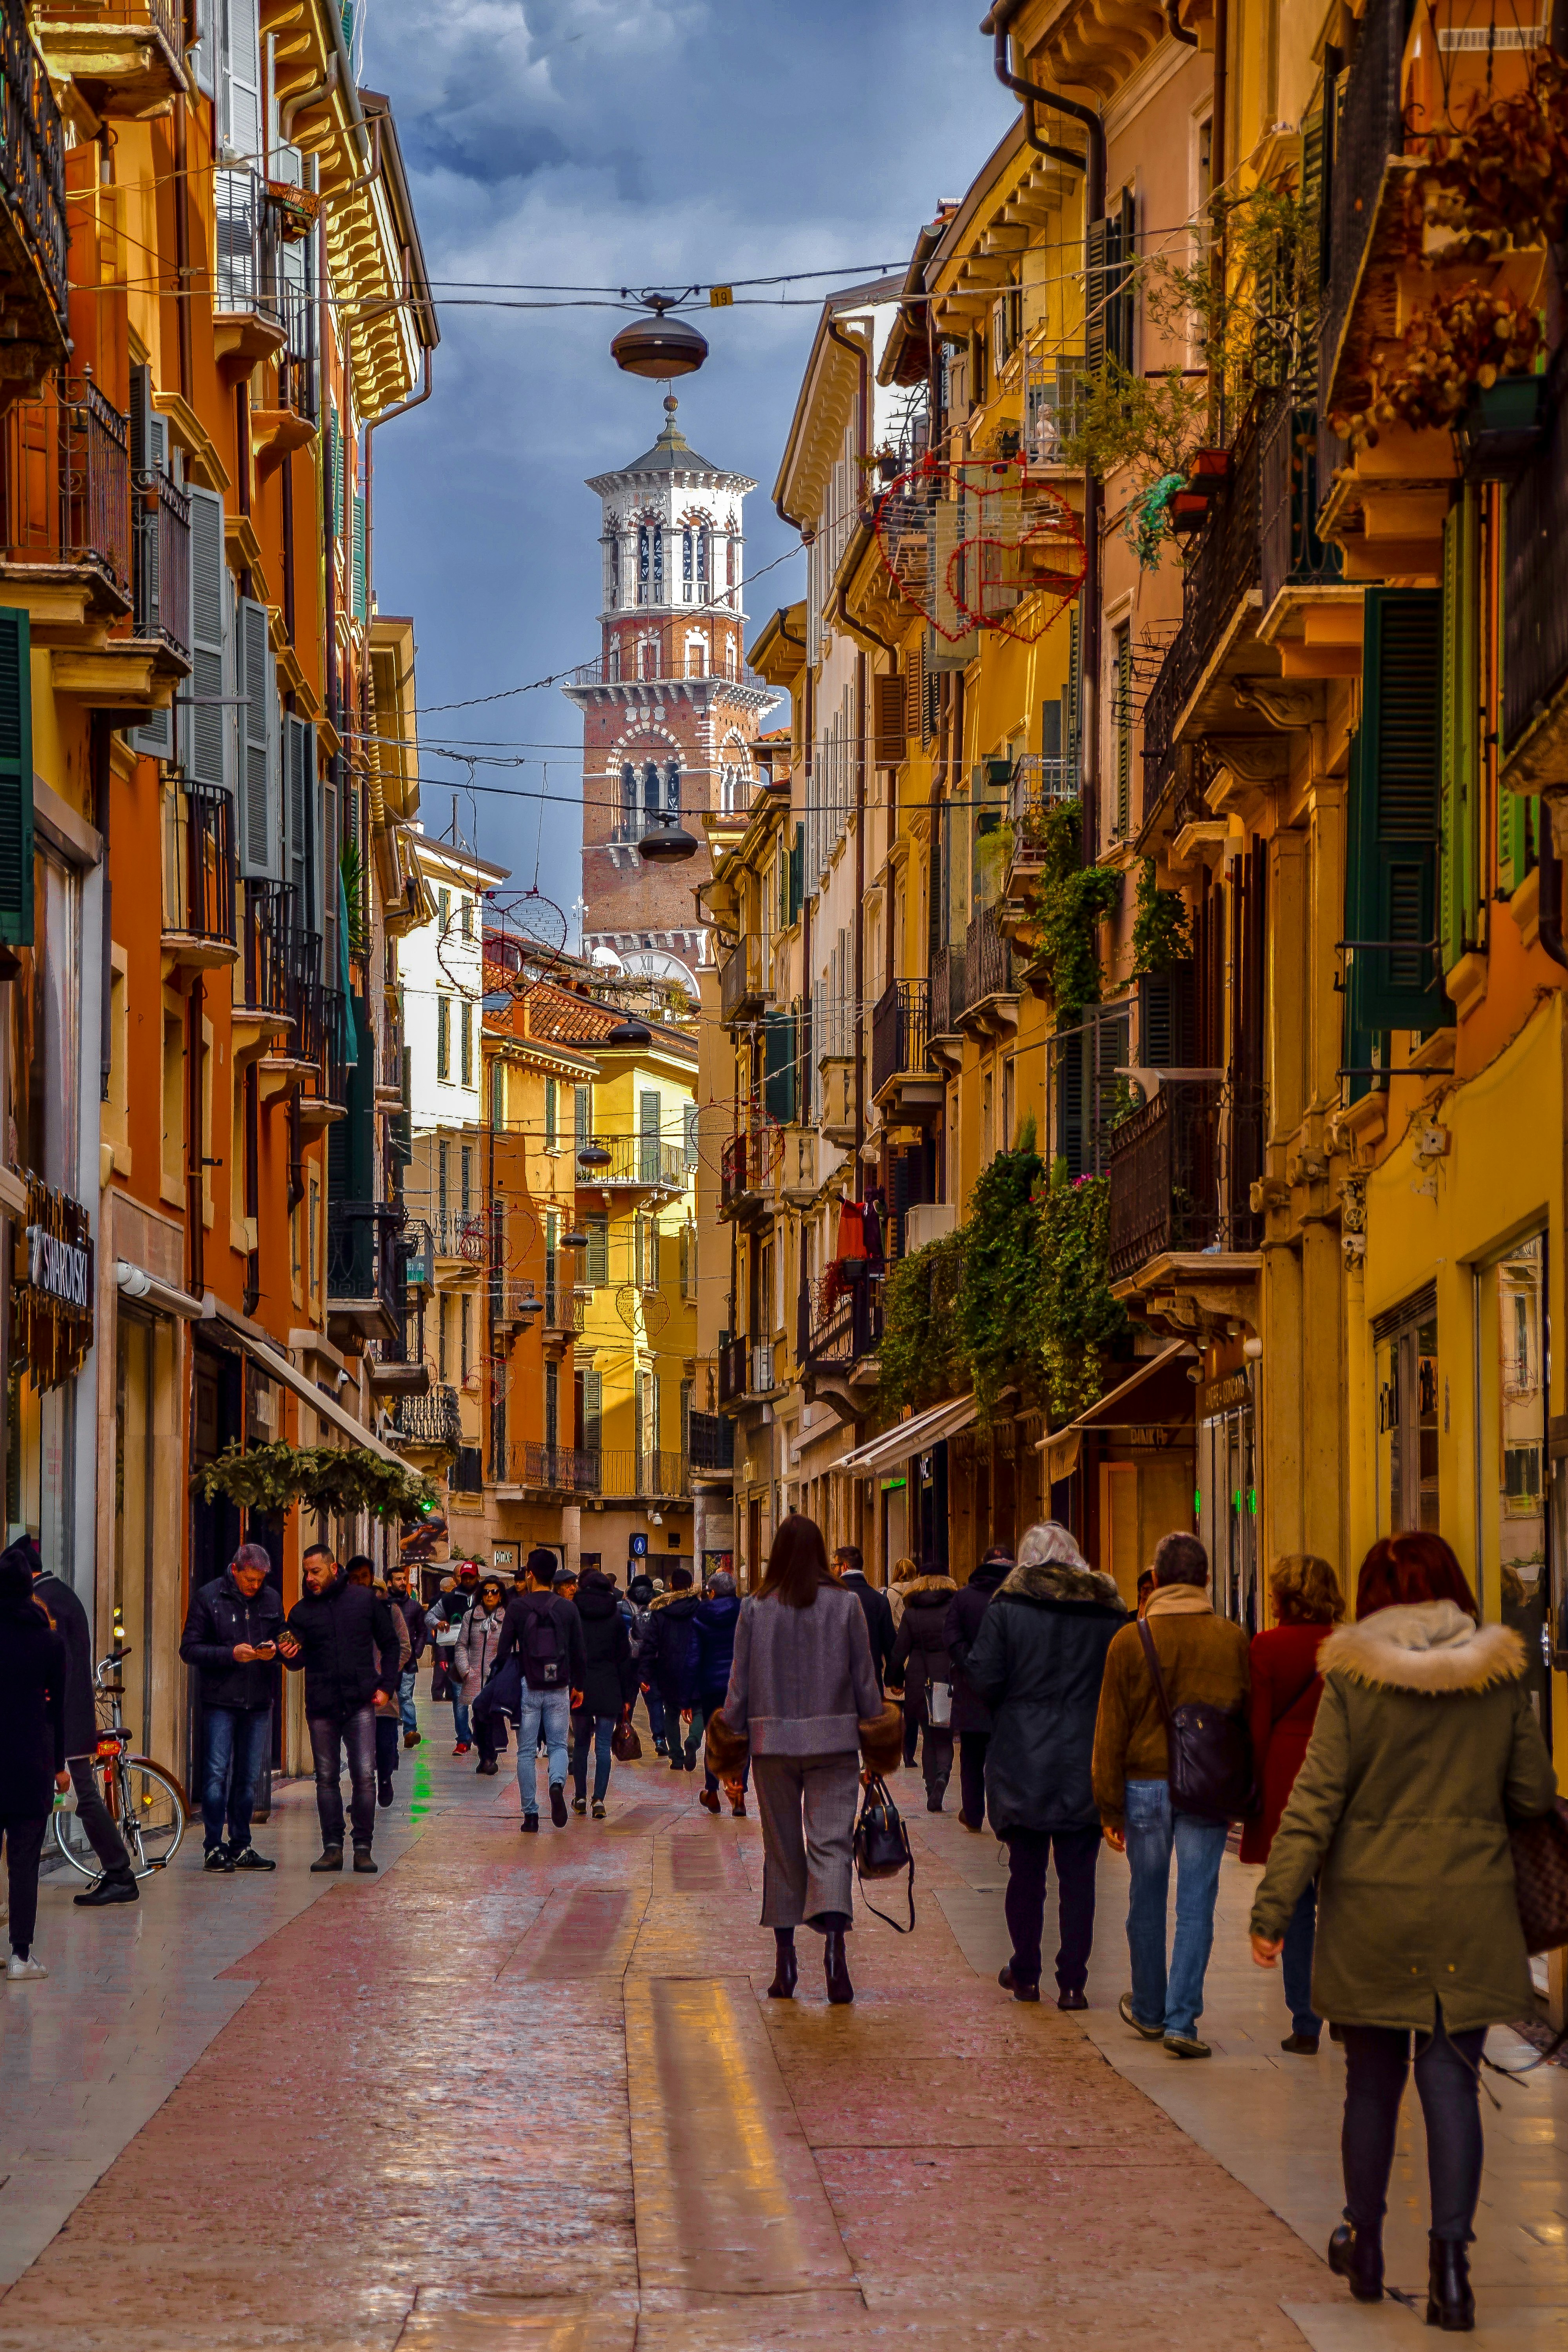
[365, 0, 1006, 930]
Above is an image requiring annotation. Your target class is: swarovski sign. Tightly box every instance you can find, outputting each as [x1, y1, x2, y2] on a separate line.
[26, 1220, 91, 1311]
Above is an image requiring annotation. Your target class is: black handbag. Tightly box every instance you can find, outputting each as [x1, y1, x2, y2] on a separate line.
[853, 1773, 915, 1932]
[1137, 1618, 1257, 1825]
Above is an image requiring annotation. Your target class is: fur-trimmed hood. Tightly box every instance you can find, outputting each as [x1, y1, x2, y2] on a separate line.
[900, 1575, 957, 1602]
[1321, 1601, 1526, 1694]
[997, 1557, 1124, 1612]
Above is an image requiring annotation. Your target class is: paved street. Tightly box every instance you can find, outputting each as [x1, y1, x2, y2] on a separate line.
[2, 1713, 1566, 2350]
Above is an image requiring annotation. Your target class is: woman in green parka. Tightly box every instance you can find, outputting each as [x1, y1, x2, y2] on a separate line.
[1250, 1531, 1556, 2334]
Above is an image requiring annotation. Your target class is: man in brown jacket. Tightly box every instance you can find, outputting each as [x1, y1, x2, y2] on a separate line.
[1092, 1531, 1249, 2059]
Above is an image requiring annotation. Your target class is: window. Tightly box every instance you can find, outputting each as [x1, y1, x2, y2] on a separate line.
[575, 1083, 592, 1147]
[637, 523, 650, 603]
[1002, 1056, 1016, 1153]
[544, 1077, 557, 1151]
[437, 1139, 449, 1222]
[460, 1292, 471, 1382]
[460, 1145, 472, 1217]
[666, 761, 680, 813]
[586, 1214, 608, 1285]
[621, 763, 636, 834]
[680, 1377, 693, 1462]
[643, 763, 659, 820]
[544, 1359, 559, 1452]
[438, 886, 451, 933]
[436, 995, 451, 1082]
[460, 1000, 473, 1088]
[1113, 620, 1133, 839]
[437, 1292, 449, 1379]
[652, 524, 663, 599]
[308, 1173, 320, 1295]
[490, 1055, 503, 1130]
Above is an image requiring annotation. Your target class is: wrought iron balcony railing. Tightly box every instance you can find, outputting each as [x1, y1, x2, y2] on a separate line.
[390, 1382, 460, 1452]
[508, 1440, 601, 1494]
[163, 780, 236, 948]
[963, 904, 1016, 1013]
[1320, 0, 1408, 399]
[576, 1133, 688, 1192]
[0, 374, 131, 598]
[1504, 356, 1568, 759]
[1008, 754, 1079, 848]
[326, 1199, 403, 1319]
[240, 880, 293, 1022]
[133, 463, 191, 657]
[215, 168, 282, 326]
[720, 933, 771, 1022]
[1260, 393, 1342, 613]
[597, 1446, 690, 1499]
[1142, 398, 1264, 813]
[803, 1276, 882, 1370]
[1106, 1077, 1265, 1281]
[0, 0, 68, 347]
[871, 979, 933, 1099]
[688, 1409, 735, 1470]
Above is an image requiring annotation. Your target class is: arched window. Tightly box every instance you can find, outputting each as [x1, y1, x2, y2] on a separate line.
[696, 528, 708, 591]
[681, 527, 693, 598]
[642, 764, 660, 820]
[685, 635, 706, 678]
[637, 524, 649, 604]
[651, 525, 664, 599]
[666, 762, 680, 813]
[608, 640, 621, 681]
[621, 764, 636, 831]
[725, 637, 738, 680]
[605, 534, 619, 609]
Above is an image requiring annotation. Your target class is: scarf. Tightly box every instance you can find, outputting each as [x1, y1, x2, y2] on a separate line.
[1143, 1582, 1213, 1619]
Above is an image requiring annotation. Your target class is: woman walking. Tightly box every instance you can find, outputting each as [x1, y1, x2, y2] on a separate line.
[1251, 1532, 1556, 2331]
[572, 1566, 633, 1817]
[453, 1576, 509, 1776]
[716, 1515, 882, 2005]
[965, 1523, 1125, 2006]
[1239, 1554, 1343, 2054]
[890, 1566, 959, 1812]
[0, 1553, 68, 1981]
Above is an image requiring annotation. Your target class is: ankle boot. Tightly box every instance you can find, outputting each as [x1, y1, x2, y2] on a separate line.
[824, 1926, 854, 2005]
[1426, 2237, 1474, 2332]
[768, 1929, 797, 2000]
[1328, 2223, 1384, 2303]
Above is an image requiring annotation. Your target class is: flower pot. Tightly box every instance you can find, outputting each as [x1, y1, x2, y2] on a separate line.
[1457, 372, 1547, 481]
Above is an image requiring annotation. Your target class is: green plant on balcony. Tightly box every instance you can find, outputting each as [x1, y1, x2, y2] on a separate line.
[876, 1230, 965, 1416]
[1333, 279, 1543, 446]
[1022, 800, 1122, 1018]
[194, 1440, 437, 1521]
[1036, 1164, 1128, 1423]
[953, 1130, 1048, 1421]
[1130, 858, 1191, 976]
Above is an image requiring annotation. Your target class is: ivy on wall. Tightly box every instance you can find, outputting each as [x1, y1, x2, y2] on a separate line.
[1130, 857, 1191, 977]
[876, 1230, 966, 1417]
[1036, 1166, 1128, 1422]
[953, 1132, 1047, 1420]
[1026, 801, 1123, 1019]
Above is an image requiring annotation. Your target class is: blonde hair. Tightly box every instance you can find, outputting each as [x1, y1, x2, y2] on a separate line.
[890, 1556, 919, 1583]
[1270, 1553, 1344, 1626]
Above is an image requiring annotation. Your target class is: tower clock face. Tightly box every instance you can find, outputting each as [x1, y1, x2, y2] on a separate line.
[617, 947, 697, 989]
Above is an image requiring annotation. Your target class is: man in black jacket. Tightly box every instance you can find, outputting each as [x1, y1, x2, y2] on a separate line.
[15, 1534, 138, 1908]
[944, 1547, 1013, 1833]
[180, 1541, 284, 1874]
[496, 1550, 586, 1830]
[386, 1565, 427, 1749]
[643, 1566, 702, 1771]
[278, 1544, 397, 1872]
[833, 1546, 895, 1693]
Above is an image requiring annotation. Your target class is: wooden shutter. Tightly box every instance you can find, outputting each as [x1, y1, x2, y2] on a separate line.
[586, 1215, 608, 1286]
[0, 608, 33, 947]
[131, 368, 175, 760]
[1053, 1028, 1086, 1177]
[1085, 216, 1108, 371]
[285, 713, 315, 929]
[1138, 964, 1196, 1068]
[762, 1010, 796, 1124]
[1348, 588, 1444, 1032]
[874, 669, 905, 766]
[1115, 622, 1132, 835]
[320, 771, 337, 976]
[352, 490, 366, 622]
[237, 595, 277, 877]
[1299, 107, 1327, 396]
[788, 821, 802, 920]
[191, 0, 216, 94]
[1065, 604, 1082, 781]
[1439, 496, 1480, 972]
[575, 1081, 591, 1148]
[222, 0, 262, 159]
[184, 486, 227, 790]
[1111, 187, 1137, 370]
[906, 633, 925, 745]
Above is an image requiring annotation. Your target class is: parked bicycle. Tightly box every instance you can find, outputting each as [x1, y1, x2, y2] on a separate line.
[53, 1646, 187, 1881]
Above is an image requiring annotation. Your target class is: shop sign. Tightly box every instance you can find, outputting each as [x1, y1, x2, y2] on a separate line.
[1199, 1367, 1252, 1420]
[13, 1176, 94, 1390]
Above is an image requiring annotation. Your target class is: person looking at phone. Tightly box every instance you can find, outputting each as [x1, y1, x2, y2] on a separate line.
[179, 1541, 285, 1874]
[278, 1546, 398, 1874]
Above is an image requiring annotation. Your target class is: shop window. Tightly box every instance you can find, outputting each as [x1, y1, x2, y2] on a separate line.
[1493, 1234, 1549, 1719]
[1374, 1288, 1439, 1535]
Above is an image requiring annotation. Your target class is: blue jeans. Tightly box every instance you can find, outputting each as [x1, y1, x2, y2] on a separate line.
[516, 1686, 571, 1815]
[451, 1695, 471, 1745]
[573, 1713, 617, 1803]
[398, 1665, 418, 1735]
[641, 1684, 667, 1746]
[1123, 1776, 1229, 2041]
[1283, 1879, 1320, 2037]
[201, 1707, 272, 1854]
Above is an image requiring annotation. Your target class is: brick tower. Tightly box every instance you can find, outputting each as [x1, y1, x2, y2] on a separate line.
[566, 396, 773, 990]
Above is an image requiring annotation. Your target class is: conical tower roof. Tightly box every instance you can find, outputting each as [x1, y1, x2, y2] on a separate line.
[616, 397, 724, 476]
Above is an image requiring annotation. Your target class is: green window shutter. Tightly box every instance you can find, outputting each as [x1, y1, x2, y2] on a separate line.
[586, 1214, 608, 1286]
[1053, 1027, 1086, 1177]
[0, 608, 33, 946]
[352, 491, 367, 623]
[789, 822, 803, 921]
[1439, 495, 1481, 970]
[762, 1009, 796, 1125]
[1348, 588, 1445, 1033]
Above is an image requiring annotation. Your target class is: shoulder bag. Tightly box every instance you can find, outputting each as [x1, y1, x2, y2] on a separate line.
[1137, 1618, 1256, 1825]
[854, 1773, 915, 1932]
[611, 1715, 642, 1763]
[1510, 1798, 1568, 1954]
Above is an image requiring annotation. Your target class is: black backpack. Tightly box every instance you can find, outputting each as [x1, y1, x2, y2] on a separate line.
[521, 1598, 564, 1690]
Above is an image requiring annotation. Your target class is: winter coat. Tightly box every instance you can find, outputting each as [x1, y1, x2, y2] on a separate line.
[388, 1588, 428, 1661]
[721, 1584, 882, 1757]
[179, 1568, 286, 1715]
[943, 1559, 1011, 1735]
[644, 1589, 702, 1710]
[839, 1571, 895, 1693]
[693, 1592, 742, 1707]
[282, 1572, 399, 1719]
[623, 1592, 655, 1665]
[965, 1557, 1126, 1834]
[1091, 1588, 1251, 1827]
[1238, 1621, 1333, 1865]
[1252, 1601, 1557, 2034]
[0, 1605, 67, 1815]
[453, 1601, 507, 1702]
[575, 1575, 635, 1717]
[374, 1605, 413, 1719]
[890, 1577, 958, 1720]
[30, 1559, 105, 1754]
[495, 1590, 588, 1694]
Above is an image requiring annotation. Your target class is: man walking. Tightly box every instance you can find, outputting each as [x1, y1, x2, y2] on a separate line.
[643, 1564, 702, 1770]
[278, 1544, 398, 1874]
[496, 1549, 585, 1831]
[7, 1532, 140, 1908]
[945, 1544, 1013, 1832]
[1092, 1531, 1250, 2059]
[428, 1562, 480, 1752]
[386, 1564, 427, 1748]
[833, 1545, 895, 1693]
[179, 1540, 284, 1875]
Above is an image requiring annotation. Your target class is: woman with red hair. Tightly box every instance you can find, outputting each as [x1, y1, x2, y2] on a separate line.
[1250, 1532, 1556, 2332]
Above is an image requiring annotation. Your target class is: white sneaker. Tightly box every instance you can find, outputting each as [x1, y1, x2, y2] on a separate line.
[7, 1951, 47, 1982]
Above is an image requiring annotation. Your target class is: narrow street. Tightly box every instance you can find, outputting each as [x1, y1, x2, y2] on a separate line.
[3, 1721, 1566, 2351]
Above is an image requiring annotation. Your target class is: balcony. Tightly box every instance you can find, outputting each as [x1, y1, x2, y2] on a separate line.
[1008, 754, 1078, 848]
[871, 979, 939, 1113]
[818, 1055, 855, 1147]
[506, 1441, 600, 1496]
[719, 1123, 778, 1220]
[213, 169, 286, 371]
[1106, 1079, 1265, 1337]
[575, 1133, 687, 1197]
[688, 1409, 735, 1473]
[35, 0, 186, 117]
[133, 460, 190, 660]
[0, 375, 131, 624]
[368, 1252, 428, 1397]
[390, 1382, 461, 1454]
[232, 881, 295, 1062]
[161, 781, 236, 977]
[431, 1208, 487, 1264]
[1319, 0, 1407, 409]
[1503, 353, 1568, 799]
[800, 1276, 882, 1421]
[720, 933, 771, 1023]
[959, 905, 1019, 1037]
[565, 629, 777, 707]
[598, 1447, 690, 1501]
[299, 983, 348, 1129]
[326, 1199, 403, 1344]
[0, 0, 69, 400]
[403, 1218, 435, 1297]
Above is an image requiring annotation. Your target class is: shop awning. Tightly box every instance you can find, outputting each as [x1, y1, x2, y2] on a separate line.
[1038, 1341, 1199, 1484]
[198, 1297, 406, 1468]
[116, 1261, 202, 1320]
[831, 1392, 978, 1479]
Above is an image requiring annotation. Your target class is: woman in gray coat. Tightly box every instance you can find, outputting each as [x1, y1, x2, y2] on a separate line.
[719, 1514, 882, 2006]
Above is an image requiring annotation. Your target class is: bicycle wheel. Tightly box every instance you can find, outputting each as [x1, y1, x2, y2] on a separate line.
[53, 1759, 186, 1880]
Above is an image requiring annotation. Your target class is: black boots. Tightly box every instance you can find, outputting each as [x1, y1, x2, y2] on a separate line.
[824, 1926, 854, 2005]
[1328, 2223, 1384, 2303]
[1427, 2237, 1474, 2332]
[768, 1929, 798, 1999]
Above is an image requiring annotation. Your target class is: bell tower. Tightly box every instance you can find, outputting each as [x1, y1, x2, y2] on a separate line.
[566, 398, 772, 990]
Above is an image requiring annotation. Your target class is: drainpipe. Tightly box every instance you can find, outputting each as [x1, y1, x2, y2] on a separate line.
[1164, 0, 1200, 42]
[982, 2, 1106, 861]
[280, 55, 337, 142]
[1539, 818, 1568, 975]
